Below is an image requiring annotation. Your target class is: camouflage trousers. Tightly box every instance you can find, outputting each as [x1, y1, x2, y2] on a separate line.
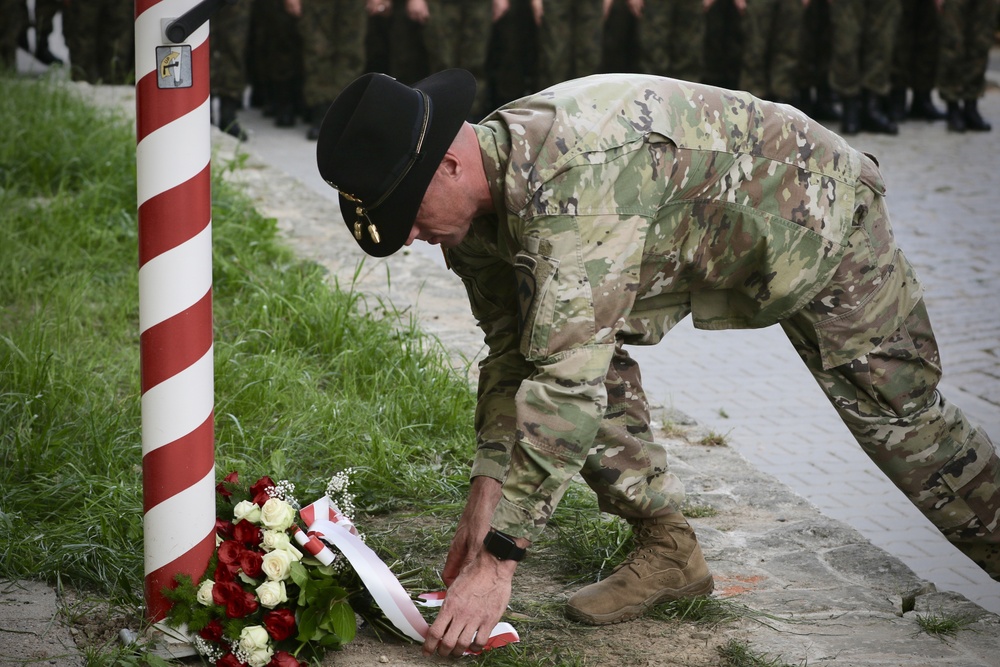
[300, 0, 367, 108]
[739, 0, 804, 102]
[594, 175, 1000, 581]
[781, 177, 1000, 580]
[637, 0, 706, 82]
[829, 0, 901, 97]
[536, 0, 604, 91]
[937, 0, 1000, 101]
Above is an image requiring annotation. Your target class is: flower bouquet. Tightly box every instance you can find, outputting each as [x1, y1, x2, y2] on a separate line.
[162, 470, 412, 667]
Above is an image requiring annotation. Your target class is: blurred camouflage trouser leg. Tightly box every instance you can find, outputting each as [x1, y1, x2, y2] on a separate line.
[829, 0, 901, 97]
[937, 0, 1000, 102]
[423, 0, 492, 118]
[639, 0, 706, 81]
[537, 0, 603, 89]
[781, 190, 1000, 580]
[0, 0, 27, 68]
[579, 345, 687, 521]
[739, 0, 804, 101]
[301, 0, 367, 108]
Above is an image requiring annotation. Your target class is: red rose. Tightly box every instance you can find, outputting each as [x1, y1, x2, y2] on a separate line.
[263, 608, 297, 642]
[240, 549, 264, 578]
[216, 518, 235, 539]
[212, 580, 243, 607]
[250, 476, 276, 506]
[199, 618, 224, 643]
[268, 650, 302, 667]
[218, 540, 243, 566]
[211, 581, 258, 618]
[216, 471, 240, 499]
[213, 559, 239, 583]
[233, 519, 262, 547]
[217, 653, 246, 667]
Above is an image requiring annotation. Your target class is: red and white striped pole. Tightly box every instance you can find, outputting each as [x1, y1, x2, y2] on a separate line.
[135, 0, 216, 623]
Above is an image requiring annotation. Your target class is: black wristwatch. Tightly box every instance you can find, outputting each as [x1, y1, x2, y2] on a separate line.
[482, 529, 527, 562]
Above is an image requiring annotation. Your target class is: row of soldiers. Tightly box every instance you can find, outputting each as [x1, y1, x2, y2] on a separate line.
[2, 1, 996, 139]
[219, 0, 999, 141]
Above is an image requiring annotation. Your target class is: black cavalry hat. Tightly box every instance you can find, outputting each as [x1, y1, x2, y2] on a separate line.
[315, 69, 476, 257]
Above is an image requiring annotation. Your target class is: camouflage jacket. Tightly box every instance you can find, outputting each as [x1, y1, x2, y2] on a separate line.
[444, 74, 875, 541]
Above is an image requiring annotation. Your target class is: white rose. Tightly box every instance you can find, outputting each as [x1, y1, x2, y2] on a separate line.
[255, 580, 287, 608]
[260, 529, 292, 552]
[238, 626, 273, 667]
[261, 549, 293, 581]
[247, 647, 274, 667]
[196, 580, 215, 606]
[259, 498, 296, 531]
[233, 500, 261, 524]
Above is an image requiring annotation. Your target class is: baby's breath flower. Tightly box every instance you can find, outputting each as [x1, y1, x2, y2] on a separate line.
[266, 479, 299, 508]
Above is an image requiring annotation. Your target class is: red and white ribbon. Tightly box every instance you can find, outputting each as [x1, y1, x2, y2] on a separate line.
[295, 497, 519, 653]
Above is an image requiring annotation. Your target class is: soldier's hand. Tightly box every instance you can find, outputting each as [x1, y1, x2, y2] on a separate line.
[422, 551, 516, 657]
[442, 476, 504, 586]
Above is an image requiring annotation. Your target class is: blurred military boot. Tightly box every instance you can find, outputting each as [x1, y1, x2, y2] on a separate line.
[306, 103, 329, 141]
[812, 83, 841, 121]
[963, 99, 992, 132]
[841, 96, 861, 135]
[947, 101, 966, 133]
[35, 34, 62, 66]
[888, 88, 907, 123]
[861, 92, 898, 135]
[565, 513, 713, 625]
[217, 96, 249, 141]
[273, 81, 296, 128]
[908, 90, 944, 121]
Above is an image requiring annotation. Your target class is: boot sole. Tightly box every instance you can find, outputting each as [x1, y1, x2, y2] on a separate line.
[565, 574, 715, 626]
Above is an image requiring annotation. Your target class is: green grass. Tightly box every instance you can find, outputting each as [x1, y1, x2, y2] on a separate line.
[914, 612, 974, 639]
[0, 73, 477, 608]
[717, 639, 803, 667]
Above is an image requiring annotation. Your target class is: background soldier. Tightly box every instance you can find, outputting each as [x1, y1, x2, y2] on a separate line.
[635, 0, 717, 82]
[0, 0, 28, 70]
[289, 0, 369, 140]
[735, 0, 805, 105]
[532, 0, 608, 91]
[937, 0, 1000, 132]
[829, 0, 902, 135]
[797, 0, 838, 120]
[890, 0, 945, 122]
[211, 0, 253, 140]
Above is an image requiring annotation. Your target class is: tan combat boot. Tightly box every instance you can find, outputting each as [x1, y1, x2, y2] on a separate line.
[565, 513, 713, 625]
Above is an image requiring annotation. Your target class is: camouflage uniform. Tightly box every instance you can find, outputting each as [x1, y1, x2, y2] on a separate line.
[637, 0, 707, 82]
[738, 0, 803, 102]
[301, 0, 368, 109]
[418, 0, 493, 119]
[443, 75, 1000, 578]
[488, 0, 538, 107]
[936, 0, 1000, 102]
[891, 0, 941, 96]
[535, 0, 604, 90]
[210, 0, 252, 101]
[828, 0, 901, 98]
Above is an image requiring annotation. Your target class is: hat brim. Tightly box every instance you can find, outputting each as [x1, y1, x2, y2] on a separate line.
[337, 70, 476, 258]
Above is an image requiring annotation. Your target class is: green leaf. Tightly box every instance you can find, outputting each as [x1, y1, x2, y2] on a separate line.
[329, 601, 357, 644]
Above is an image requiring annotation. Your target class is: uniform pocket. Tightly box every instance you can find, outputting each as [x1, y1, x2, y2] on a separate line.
[514, 250, 560, 359]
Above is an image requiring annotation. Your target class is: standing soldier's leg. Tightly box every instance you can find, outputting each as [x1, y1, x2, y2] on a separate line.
[829, 0, 863, 133]
[670, 0, 707, 82]
[571, 0, 604, 81]
[769, 0, 803, 104]
[33, 0, 62, 65]
[0, 0, 28, 69]
[905, 0, 945, 121]
[210, 0, 252, 140]
[567, 343, 712, 625]
[536, 0, 573, 89]
[857, 0, 900, 134]
[637, 0, 670, 77]
[782, 177, 1000, 580]
[960, 0, 999, 130]
[738, 0, 774, 100]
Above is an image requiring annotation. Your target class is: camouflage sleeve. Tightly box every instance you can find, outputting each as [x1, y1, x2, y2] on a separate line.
[446, 243, 534, 484]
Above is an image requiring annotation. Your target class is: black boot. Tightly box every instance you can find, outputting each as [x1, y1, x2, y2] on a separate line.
[888, 88, 907, 123]
[946, 101, 966, 133]
[217, 96, 249, 141]
[963, 99, 992, 132]
[861, 92, 898, 135]
[306, 103, 329, 141]
[273, 81, 296, 128]
[841, 96, 861, 135]
[813, 83, 841, 121]
[908, 90, 944, 120]
[35, 34, 62, 66]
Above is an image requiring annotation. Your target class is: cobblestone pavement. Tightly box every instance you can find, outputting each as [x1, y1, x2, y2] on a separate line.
[233, 80, 1000, 614]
